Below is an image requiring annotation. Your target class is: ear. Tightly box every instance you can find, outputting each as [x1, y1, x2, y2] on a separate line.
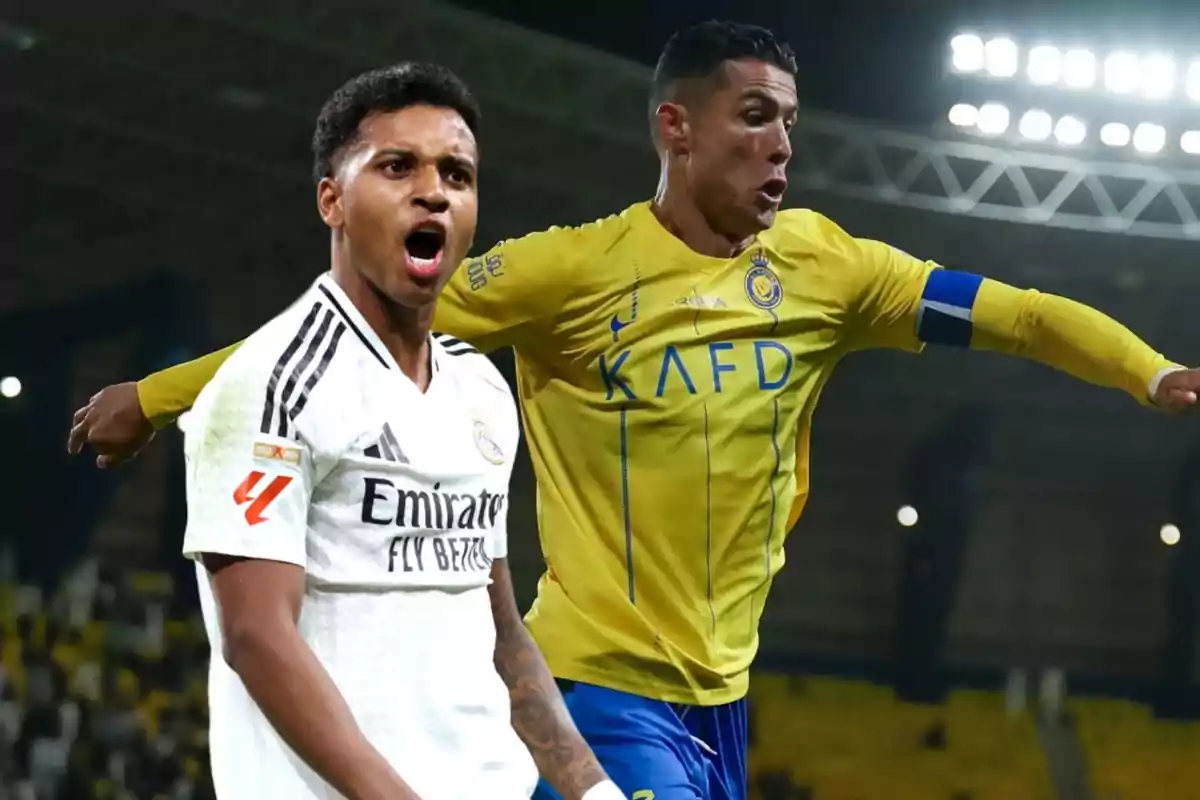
[654, 101, 692, 156]
[316, 176, 343, 229]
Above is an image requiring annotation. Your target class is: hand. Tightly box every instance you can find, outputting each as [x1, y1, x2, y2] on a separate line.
[67, 382, 156, 468]
[1153, 368, 1200, 413]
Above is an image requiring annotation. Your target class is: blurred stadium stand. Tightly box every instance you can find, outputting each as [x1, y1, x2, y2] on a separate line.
[748, 674, 1055, 800]
[5, 1, 1199, 797]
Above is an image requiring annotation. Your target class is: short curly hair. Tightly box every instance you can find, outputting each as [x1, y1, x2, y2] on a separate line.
[311, 62, 481, 184]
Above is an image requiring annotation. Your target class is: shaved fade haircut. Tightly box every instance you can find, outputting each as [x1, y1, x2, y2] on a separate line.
[649, 20, 797, 136]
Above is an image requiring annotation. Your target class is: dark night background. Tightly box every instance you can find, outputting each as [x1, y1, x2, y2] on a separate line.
[459, 0, 1200, 127]
[3, 1, 1200, 797]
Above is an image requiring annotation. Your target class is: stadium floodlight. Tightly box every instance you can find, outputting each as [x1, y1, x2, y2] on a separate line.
[1182, 130, 1200, 154]
[1101, 122, 1132, 147]
[1133, 122, 1166, 153]
[984, 37, 1019, 78]
[1160, 523, 1181, 546]
[948, 103, 979, 127]
[1028, 45, 1062, 85]
[0, 376, 20, 399]
[1186, 61, 1200, 101]
[1054, 115, 1087, 146]
[1105, 51, 1141, 94]
[1063, 49, 1097, 88]
[977, 102, 1011, 135]
[1019, 109, 1053, 141]
[1139, 53, 1175, 100]
[951, 33, 985, 72]
[897, 505, 920, 528]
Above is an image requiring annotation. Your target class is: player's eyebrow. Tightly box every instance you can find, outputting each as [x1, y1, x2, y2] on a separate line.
[740, 88, 791, 107]
[376, 147, 476, 169]
[440, 154, 477, 173]
[374, 147, 416, 160]
[741, 88, 798, 117]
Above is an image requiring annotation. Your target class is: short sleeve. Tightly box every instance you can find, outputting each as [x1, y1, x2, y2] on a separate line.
[181, 361, 312, 568]
[434, 226, 584, 353]
[479, 367, 519, 563]
[488, 425, 516, 562]
[809, 214, 937, 352]
[490, 510, 508, 561]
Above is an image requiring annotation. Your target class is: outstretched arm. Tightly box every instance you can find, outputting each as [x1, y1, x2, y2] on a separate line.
[488, 558, 623, 800]
[827, 222, 1196, 409]
[72, 220, 588, 468]
[138, 340, 243, 427]
[919, 270, 1195, 408]
[67, 341, 242, 467]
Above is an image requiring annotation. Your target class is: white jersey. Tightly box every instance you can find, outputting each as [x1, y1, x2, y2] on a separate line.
[182, 274, 538, 800]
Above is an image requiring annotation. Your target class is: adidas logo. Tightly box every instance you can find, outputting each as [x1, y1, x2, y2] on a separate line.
[364, 422, 408, 463]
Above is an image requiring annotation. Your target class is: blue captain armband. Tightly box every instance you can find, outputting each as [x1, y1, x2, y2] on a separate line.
[915, 269, 984, 347]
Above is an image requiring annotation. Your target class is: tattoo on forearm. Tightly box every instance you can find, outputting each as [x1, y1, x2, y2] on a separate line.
[490, 569, 605, 799]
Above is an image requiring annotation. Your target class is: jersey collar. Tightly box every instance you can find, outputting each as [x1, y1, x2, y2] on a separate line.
[631, 200, 761, 268]
[313, 273, 442, 380]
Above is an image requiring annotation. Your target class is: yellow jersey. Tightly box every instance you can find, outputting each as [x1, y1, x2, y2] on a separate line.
[435, 202, 936, 704]
[138, 201, 1175, 706]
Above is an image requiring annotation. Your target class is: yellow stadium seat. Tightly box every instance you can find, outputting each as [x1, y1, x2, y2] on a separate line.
[1070, 697, 1200, 800]
[748, 672, 1056, 800]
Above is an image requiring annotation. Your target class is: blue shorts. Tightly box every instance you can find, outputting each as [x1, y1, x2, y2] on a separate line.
[532, 681, 748, 800]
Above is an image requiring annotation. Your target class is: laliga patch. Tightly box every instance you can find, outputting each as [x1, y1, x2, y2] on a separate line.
[473, 420, 505, 465]
[252, 441, 302, 465]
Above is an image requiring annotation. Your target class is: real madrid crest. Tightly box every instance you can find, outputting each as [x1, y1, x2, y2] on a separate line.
[473, 419, 505, 465]
[744, 249, 782, 311]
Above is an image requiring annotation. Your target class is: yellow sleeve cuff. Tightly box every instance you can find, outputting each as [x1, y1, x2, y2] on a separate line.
[1148, 366, 1189, 402]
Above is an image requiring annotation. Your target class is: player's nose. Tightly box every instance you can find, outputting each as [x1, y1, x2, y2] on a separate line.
[768, 122, 792, 166]
[410, 165, 450, 213]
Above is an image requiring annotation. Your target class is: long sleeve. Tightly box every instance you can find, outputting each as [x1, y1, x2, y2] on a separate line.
[816, 202, 1183, 405]
[969, 278, 1181, 405]
[137, 341, 243, 429]
[434, 223, 593, 353]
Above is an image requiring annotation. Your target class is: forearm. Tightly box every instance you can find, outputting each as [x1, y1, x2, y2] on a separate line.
[227, 625, 417, 800]
[137, 341, 243, 428]
[493, 619, 606, 799]
[970, 278, 1180, 404]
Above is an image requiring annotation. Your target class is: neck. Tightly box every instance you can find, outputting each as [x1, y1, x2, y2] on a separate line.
[330, 248, 433, 391]
[652, 162, 754, 259]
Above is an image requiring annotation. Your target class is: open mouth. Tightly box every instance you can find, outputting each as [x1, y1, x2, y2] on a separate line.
[759, 178, 788, 200]
[404, 223, 446, 279]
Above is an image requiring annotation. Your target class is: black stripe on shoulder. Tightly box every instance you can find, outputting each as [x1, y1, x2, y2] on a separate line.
[317, 284, 388, 369]
[434, 332, 479, 356]
[274, 308, 335, 438]
[261, 302, 322, 436]
[286, 321, 347, 427]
